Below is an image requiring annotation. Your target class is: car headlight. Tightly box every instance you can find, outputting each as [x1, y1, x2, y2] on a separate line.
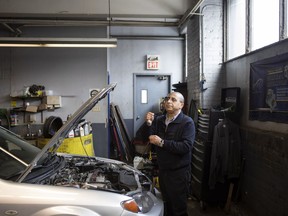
[121, 192, 154, 213]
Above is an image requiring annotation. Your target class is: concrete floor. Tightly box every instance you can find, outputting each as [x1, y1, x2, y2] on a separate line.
[187, 198, 252, 216]
[155, 189, 252, 216]
[154, 182, 252, 216]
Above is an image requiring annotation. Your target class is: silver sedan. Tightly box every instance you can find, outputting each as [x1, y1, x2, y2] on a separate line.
[0, 83, 164, 216]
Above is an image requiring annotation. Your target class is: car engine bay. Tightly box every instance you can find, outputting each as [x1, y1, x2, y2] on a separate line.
[40, 155, 152, 194]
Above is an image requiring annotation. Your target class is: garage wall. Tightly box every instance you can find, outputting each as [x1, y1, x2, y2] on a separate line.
[187, 0, 224, 110]
[0, 26, 109, 123]
[0, 26, 111, 157]
[109, 26, 184, 136]
[226, 40, 288, 134]
[0, 25, 184, 157]
[225, 40, 288, 216]
[186, 0, 288, 215]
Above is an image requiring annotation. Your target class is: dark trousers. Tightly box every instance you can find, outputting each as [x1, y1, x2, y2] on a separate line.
[159, 166, 190, 216]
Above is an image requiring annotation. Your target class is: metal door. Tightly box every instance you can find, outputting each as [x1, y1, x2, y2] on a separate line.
[133, 74, 171, 136]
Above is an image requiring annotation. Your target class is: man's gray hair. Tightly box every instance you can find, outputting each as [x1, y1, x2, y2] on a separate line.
[169, 92, 185, 103]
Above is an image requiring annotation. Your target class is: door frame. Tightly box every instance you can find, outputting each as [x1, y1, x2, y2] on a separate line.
[133, 73, 172, 135]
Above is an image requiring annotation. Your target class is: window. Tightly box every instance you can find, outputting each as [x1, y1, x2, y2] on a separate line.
[226, 0, 282, 60]
[141, 89, 148, 104]
[227, 0, 246, 59]
[250, 0, 279, 51]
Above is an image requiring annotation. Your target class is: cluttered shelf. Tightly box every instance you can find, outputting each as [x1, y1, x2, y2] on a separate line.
[10, 95, 62, 124]
[11, 95, 62, 112]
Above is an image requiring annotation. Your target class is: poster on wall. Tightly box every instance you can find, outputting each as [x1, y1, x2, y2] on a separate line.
[249, 53, 288, 123]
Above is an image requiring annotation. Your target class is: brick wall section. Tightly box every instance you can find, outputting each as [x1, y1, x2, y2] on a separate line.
[187, 0, 224, 109]
[240, 129, 288, 216]
[187, 17, 201, 107]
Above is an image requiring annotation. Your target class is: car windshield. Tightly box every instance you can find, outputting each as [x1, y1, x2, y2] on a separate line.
[0, 127, 42, 179]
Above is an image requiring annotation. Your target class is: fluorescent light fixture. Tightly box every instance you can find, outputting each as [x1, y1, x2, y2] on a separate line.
[0, 37, 117, 48]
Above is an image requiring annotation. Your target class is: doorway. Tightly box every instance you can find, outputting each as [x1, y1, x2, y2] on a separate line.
[133, 74, 171, 136]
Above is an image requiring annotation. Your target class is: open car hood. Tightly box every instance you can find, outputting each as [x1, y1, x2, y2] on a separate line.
[17, 83, 117, 182]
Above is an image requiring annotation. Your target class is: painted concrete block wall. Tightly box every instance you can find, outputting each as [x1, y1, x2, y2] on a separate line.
[200, 2, 224, 109]
[187, 1, 288, 215]
[0, 26, 111, 158]
[110, 39, 184, 118]
[240, 129, 288, 216]
[0, 25, 185, 156]
[187, 17, 201, 108]
[187, 0, 224, 110]
[226, 40, 288, 134]
[0, 48, 109, 122]
[225, 40, 288, 216]
[109, 26, 184, 135]
[0, 26, 109, 124]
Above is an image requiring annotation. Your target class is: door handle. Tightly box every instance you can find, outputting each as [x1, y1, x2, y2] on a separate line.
[136, 116, 140, 120]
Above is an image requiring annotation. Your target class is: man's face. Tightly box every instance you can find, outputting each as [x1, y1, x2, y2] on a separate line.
[163, 92, 184, 114]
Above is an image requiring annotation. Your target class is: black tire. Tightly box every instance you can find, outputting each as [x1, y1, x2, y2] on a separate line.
[43, 116, 63, 138]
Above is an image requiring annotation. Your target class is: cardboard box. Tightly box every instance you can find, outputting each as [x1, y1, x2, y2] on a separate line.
[43, 96, 62, 107]
[26, 105, 38, 112]
[38, 103, 48, 111]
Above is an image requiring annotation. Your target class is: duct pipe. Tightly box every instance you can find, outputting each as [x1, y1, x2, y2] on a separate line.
[0, 18, 178, 27]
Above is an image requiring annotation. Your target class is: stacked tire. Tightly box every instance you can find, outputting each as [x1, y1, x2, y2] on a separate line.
[43, 116, 63, 138]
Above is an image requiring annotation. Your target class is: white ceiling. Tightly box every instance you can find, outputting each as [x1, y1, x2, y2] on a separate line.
[0, 0, 191, 18]
[0, 0, 203, 27]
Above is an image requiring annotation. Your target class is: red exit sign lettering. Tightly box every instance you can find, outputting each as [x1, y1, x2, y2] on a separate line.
[147, 55, 159, 70]
[147, 61, 159, 69]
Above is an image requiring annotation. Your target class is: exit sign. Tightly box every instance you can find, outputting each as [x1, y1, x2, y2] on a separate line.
[147, 55, 159, 70]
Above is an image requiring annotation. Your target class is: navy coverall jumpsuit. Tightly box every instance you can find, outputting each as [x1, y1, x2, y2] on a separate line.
[147, 111, 195, 216]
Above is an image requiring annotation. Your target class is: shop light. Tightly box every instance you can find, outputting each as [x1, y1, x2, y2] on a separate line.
[0, 37, 117, 48]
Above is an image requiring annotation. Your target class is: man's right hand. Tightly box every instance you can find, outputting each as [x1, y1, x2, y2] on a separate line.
[146, 112, 155, 126]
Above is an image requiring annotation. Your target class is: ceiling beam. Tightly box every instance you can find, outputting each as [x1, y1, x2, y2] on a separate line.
[177, 0, 205, 28]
